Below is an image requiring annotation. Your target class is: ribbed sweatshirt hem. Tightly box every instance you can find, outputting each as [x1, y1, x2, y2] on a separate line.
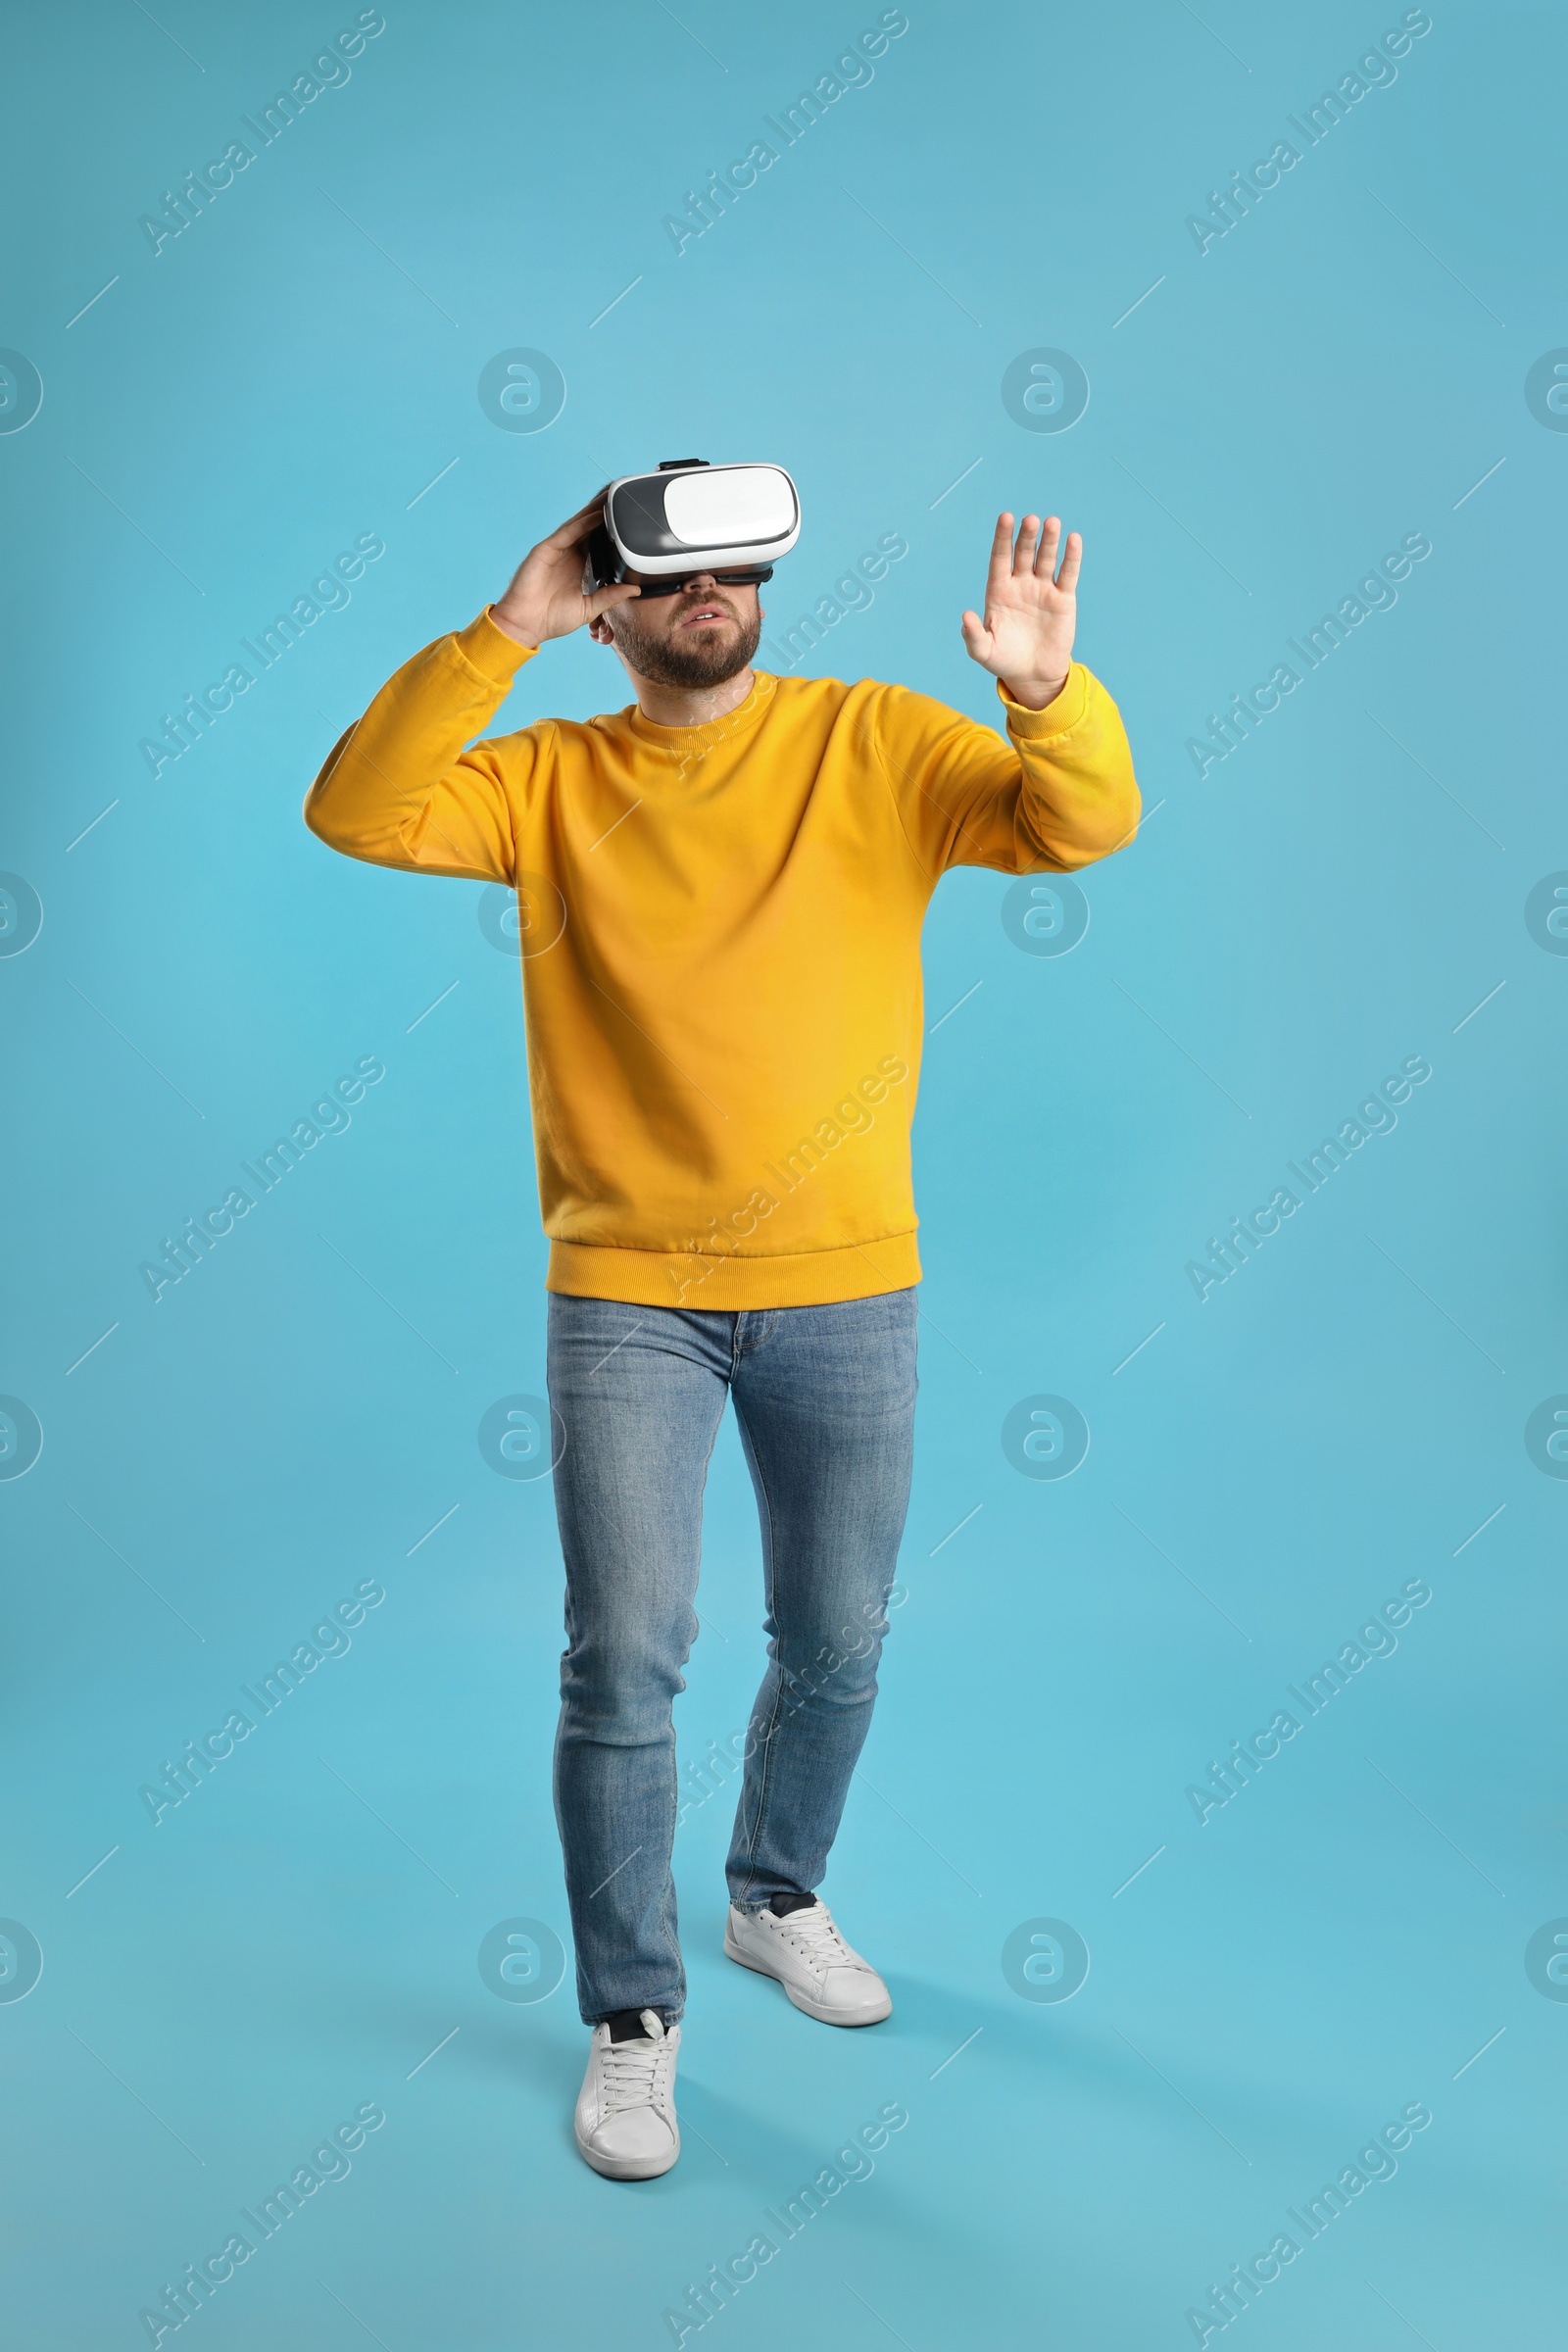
[545, 1231, 921, 1309]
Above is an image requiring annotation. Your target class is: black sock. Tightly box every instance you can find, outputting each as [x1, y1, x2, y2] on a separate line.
[767, 1891, 817, 1918]
[603, 2007, 662, 2041]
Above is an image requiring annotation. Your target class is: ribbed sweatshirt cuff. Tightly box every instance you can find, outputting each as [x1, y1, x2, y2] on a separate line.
[996, 662, 1090, 738]
[452, 609, 539, 688]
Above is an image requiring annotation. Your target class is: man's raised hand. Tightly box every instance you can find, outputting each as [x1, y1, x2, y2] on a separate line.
[960, 513, 1081, 710]
[490, 490, 643, 650]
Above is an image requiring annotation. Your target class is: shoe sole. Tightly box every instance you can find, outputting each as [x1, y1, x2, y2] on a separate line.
[723, 1926, 893, 2026]
[574, 2127, 680, 2180]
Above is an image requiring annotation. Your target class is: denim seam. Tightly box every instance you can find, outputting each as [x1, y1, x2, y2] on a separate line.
[662, 1402, 726, 1998]
[730, 1394, 786, 1907]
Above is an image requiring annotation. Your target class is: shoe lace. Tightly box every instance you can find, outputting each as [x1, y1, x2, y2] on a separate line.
[600, 2013, 671, 2114]
[775, 1905, 853, 1977]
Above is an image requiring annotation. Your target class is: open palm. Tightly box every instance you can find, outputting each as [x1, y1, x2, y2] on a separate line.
[961, 513, 1081, 710]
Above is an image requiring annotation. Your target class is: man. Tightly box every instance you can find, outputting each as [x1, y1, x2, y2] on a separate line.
[305, 477, 1139, 2180]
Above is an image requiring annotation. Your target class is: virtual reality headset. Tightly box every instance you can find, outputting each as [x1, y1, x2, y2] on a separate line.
[583, 460, 800, 598]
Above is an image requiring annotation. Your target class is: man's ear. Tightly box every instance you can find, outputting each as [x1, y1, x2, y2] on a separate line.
[588, 614, 615, 645]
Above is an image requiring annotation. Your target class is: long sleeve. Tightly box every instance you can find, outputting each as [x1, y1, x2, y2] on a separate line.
[872, 662, 1140, 879]
[304, 609, 544, 882]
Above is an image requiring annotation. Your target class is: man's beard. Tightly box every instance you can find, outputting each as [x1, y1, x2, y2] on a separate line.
[610, 593, 762, 689]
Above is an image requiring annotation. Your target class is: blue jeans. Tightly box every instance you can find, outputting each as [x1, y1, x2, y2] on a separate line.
[546, 1290, 918, 2025]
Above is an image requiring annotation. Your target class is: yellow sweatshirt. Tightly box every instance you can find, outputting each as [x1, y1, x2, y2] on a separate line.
[305, 611, 1139, 1308]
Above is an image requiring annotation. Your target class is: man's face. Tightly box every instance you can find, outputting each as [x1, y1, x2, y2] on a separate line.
[592, 571, 762, 691]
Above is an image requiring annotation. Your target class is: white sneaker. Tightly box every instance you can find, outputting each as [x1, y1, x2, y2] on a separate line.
[573, 2010, 681, 2180]
[724, 1897, 892, 2026]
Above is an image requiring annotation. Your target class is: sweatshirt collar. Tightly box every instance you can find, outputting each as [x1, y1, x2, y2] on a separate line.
[615, 668, 778, 752]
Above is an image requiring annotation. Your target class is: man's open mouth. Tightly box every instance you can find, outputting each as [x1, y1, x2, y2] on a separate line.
[678, 602, 730, 627]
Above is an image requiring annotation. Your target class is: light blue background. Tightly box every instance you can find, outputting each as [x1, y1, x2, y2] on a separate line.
[2, 2, 1562, 2344]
